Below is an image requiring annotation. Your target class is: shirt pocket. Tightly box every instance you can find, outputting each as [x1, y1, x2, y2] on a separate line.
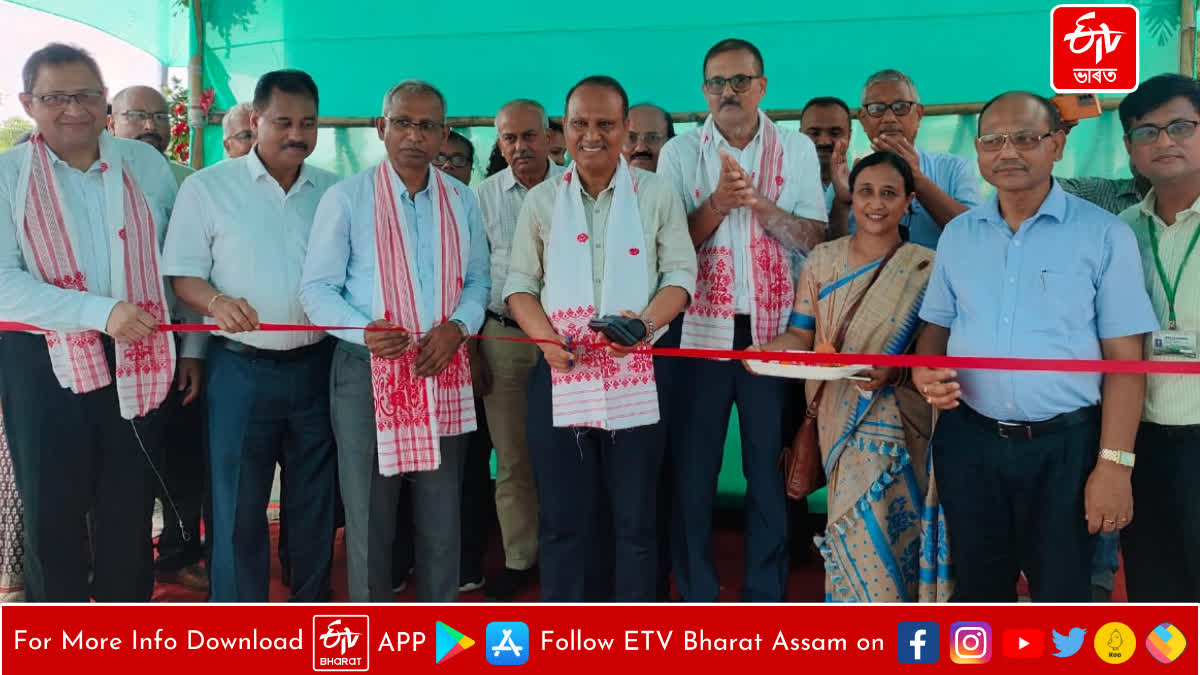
[1027, 271, 1096, 335]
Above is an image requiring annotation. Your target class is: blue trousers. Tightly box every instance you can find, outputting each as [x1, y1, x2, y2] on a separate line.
[670, 315, 793, 602]
[206, 341, 336, 602]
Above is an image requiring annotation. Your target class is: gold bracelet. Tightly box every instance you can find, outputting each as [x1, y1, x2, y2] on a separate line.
[206, 293, 226, 316]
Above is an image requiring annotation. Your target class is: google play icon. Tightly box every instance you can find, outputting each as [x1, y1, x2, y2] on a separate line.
[436, 621, 475, 664]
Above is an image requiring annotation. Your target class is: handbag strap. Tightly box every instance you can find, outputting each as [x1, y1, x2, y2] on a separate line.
[805, 242, 903, 413]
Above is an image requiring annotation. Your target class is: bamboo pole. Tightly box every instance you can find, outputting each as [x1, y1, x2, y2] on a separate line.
[187, 0, 206, 169]
[1182, 0, 1197, 77]
[206, 97, 1122, 129]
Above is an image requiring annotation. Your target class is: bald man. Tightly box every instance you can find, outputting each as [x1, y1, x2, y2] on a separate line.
[222, 102, 255, 159]
[108, 85, 211, 593]
[109, 86, 192, 186]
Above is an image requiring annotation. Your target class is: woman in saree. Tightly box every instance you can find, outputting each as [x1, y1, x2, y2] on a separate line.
[752, 151, 952, 602]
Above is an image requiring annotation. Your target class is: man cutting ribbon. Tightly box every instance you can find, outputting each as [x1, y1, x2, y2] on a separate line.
[504, 75, 695, 601]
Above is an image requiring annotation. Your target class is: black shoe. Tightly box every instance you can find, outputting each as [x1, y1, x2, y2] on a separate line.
[485, 566, 537, 602]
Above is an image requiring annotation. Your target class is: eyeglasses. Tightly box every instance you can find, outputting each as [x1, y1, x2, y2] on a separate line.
[863, 101, 916, 118]
[625, 131, 665, 146]
[120, 110, 170, 124]
[433, 153, 471, 168]
[976, 130, 1054, 152]
[386, 117, 443, 135]
[226, 130, 252, 143]
[1127, 119, 1200, 146]
[28, 90, 104, 108]
[702, 74, 763, 95]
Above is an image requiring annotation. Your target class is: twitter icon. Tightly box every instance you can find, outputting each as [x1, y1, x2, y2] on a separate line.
[1052, 628, 1087, 658]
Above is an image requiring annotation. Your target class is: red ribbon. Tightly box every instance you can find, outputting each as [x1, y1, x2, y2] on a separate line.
[3, 321, 1199, 375]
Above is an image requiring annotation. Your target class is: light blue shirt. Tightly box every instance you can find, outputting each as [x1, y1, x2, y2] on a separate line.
[300, 164, 490, 346]
[849, 149, 981, 249]
[919, 181, 1158, 422]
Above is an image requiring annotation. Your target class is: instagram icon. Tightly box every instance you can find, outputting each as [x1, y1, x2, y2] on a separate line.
[950, 622, 992, 664]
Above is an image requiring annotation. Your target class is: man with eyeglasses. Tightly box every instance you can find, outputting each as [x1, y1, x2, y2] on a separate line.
[623, 103, 675, 172]
[473, 98, 563, 601]
[164, 69, 340, 603]
[912, 91, 1157, 602]
[434, 130, 475, 185]
[657, 38, 826, 603]
[301, 80, 489, 603]
[1116, 74, 1200, 603]
[222, 102, 255, 159]
[0, 43, 180, 601]
[108, 84, 212, 595]
[849, 69, 980, 247]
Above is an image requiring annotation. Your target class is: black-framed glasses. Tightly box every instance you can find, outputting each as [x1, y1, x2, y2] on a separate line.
[863, 101, 916, 118]
[976, 130, 1054, 152]
[386, 117, 444, 135]
[121, 110, 170, 124]
[624, 131, 665, 146]
[28, 90, 104, 108]
[1127, 119, 1200, 146]
[433, 152, 471, 168]
[702, 74, 763, 95]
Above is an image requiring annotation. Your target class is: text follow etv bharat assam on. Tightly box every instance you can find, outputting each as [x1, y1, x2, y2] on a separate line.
[12, 629, 305, 652]
[541, 629, 886, 653]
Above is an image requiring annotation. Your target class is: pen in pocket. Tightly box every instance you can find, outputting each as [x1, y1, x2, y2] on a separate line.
[1040, 269, 1047, 292]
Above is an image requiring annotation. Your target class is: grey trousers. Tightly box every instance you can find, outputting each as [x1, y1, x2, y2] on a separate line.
[331, 341, 468, 602]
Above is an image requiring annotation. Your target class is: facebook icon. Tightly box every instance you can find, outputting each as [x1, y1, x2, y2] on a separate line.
[896, 622, 940, 664]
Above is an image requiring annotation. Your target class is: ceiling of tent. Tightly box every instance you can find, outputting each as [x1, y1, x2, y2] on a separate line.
[9, 0, 189, 67]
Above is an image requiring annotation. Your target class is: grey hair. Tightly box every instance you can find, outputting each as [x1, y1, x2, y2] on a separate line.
[222, 102, 254, 135]
[381, 80, 446, 120]
[495, 99, 548, 130]
[861, 69, 920, 104]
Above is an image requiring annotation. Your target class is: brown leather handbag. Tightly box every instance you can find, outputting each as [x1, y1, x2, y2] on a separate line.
[783, 244, 901, 500]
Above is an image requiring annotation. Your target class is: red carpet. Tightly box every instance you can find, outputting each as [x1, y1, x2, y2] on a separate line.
[152, 520, 1125, 603]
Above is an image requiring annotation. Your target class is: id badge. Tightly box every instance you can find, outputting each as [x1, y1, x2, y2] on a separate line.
[1151, 330, 1198, 358]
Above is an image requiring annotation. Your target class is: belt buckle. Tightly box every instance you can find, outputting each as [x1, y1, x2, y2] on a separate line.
[996, 420, 1033, 440]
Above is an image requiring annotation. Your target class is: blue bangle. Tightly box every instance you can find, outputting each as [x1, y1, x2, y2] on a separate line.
[788, 312, 815, 330]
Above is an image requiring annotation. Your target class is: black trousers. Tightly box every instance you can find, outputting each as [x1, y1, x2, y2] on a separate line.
[1122, 422, 1200, 602]
[0, 332, 164, 601]
[527, 359, 665, 602]
[933, 405, 1098, 602]
[460, 399, 494, 583]
[155, 350, 209, 572]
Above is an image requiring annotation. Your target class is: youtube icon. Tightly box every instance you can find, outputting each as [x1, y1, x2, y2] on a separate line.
[1002, 629, 1045, 658]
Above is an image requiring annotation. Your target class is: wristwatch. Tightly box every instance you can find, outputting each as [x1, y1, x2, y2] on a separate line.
[1098, 448, 1136, 468]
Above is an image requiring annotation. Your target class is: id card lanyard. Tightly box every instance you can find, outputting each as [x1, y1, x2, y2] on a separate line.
[1148, 217, 1200, 330]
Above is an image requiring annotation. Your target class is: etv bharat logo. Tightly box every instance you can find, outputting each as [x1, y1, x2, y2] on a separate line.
[1051, 4, 1139, 93]
[313, 616, 370, 672]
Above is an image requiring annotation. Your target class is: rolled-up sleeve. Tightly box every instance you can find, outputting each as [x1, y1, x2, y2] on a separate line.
[1095, 222, 1159, 339]
[919, 227, 959, 328]
[448, 190, 490, 334]
[501, 195, 546, 303]
[654, 182, 697, 301]
[0, 168, 118, 333]
[299, 183, 373, 345]
[162, 180, 214, 280]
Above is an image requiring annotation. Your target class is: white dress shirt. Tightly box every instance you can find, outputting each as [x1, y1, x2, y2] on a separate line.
[657, 120, 825, 313]
[0, 133, 208, 357]
[300, 164, 490, 346]
[162, 148, 338, 351]
[474, 160, 564, 316]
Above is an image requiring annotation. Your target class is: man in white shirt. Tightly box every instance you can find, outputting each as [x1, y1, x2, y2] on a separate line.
[301, 80, 489, 602]
[163, 70, 339, 603]
[472, 98, 563, 600]
[656, 38, 826, 602]
[0, 44, 179, 601]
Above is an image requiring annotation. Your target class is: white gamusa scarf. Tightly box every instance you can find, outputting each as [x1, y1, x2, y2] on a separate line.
[543, 158, 658, 430]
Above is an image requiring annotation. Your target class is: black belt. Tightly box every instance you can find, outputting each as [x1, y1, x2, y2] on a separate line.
[960, 403, 1100, 440]
[217, 336, 328, 362]
[486, 311, 521, 330]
